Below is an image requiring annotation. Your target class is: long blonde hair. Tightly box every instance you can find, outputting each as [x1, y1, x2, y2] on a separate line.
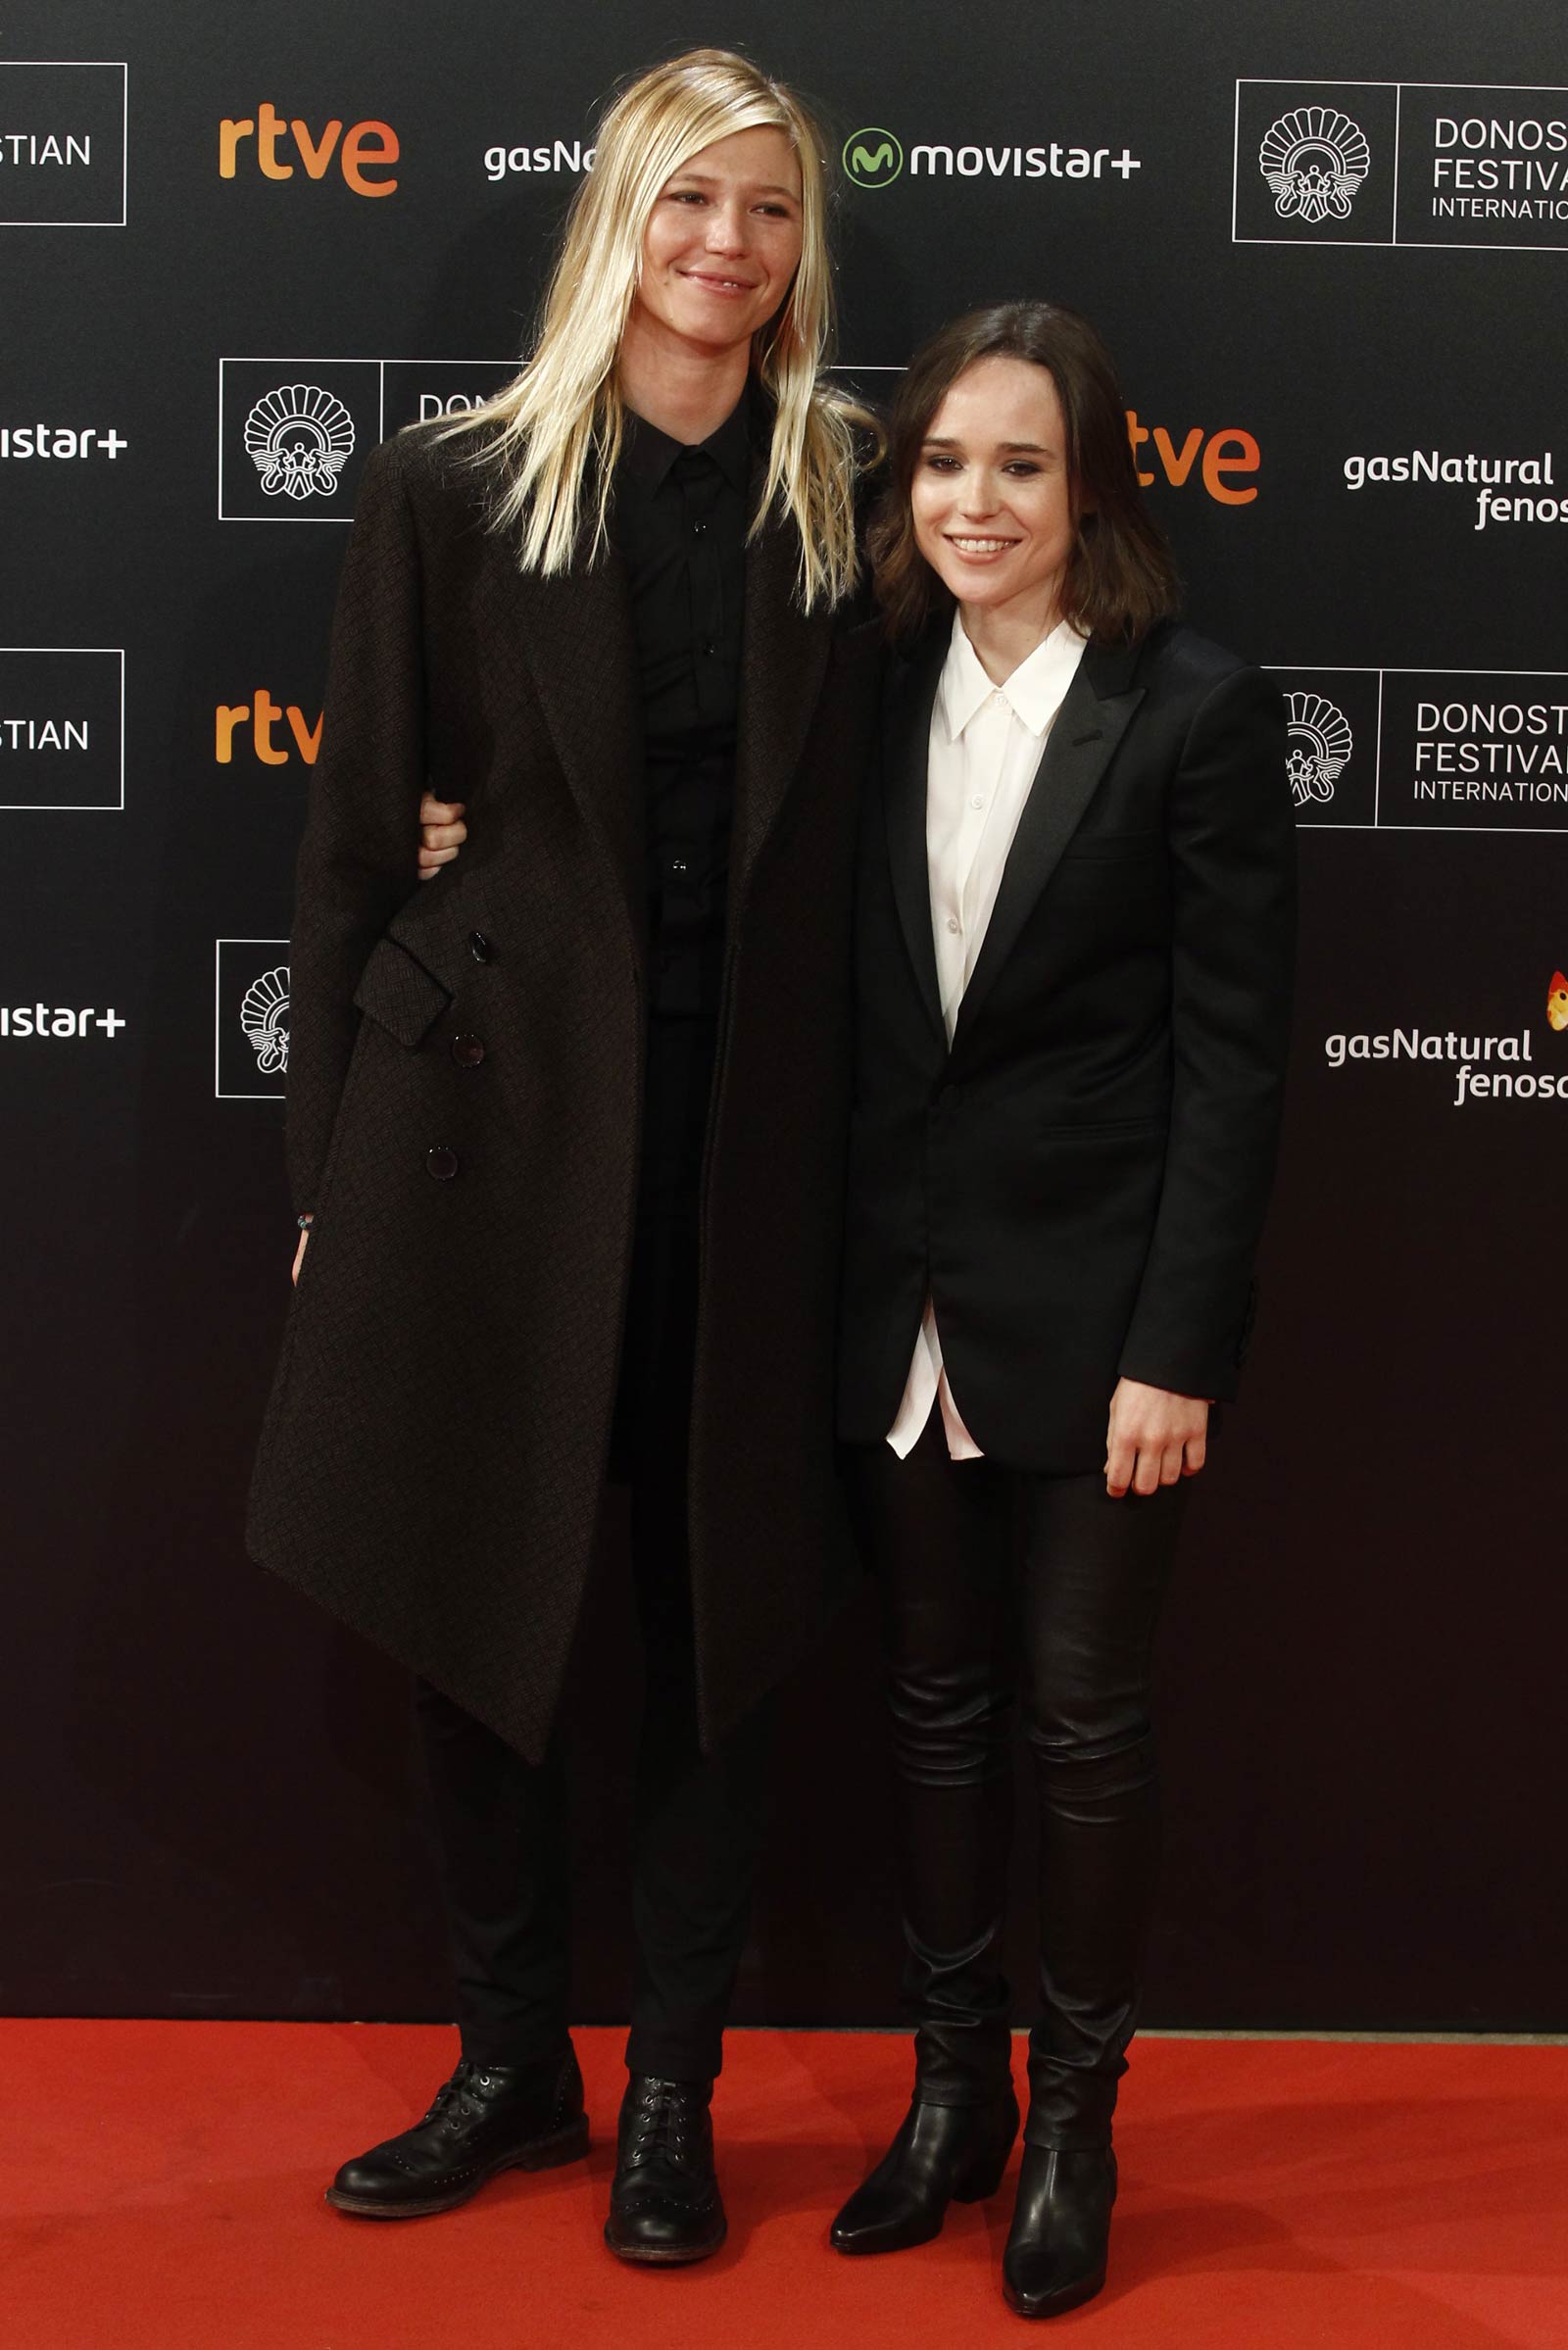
[442, 49, 871, 611]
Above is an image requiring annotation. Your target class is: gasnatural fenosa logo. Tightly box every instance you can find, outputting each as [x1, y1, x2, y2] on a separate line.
[1258, 106, 1370, 223]
[1324, 974, 1568, 1109]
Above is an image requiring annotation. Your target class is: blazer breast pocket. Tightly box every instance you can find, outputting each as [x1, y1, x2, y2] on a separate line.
[1048, 835, 1168, 920]
[1055, 829, 1164, 867]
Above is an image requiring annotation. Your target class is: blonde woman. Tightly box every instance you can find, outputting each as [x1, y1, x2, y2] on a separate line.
[247, 49, 879, 2264]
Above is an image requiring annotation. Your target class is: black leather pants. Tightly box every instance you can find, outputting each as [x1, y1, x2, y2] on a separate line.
[850, 1413, 1187, 2149]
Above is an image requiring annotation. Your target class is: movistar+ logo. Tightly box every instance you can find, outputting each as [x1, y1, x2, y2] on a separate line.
[843, 123, 1140, 190]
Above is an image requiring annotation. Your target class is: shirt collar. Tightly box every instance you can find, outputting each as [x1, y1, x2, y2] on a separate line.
[937, 607, 1089, 743]
[619, 385, 755, 495]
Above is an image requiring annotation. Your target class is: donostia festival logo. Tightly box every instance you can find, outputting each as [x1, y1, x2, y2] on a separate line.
[842, 126, 903, 189]
[1285, 691, 1353, 808]
[1548, 971, 1568, 1032]
[1259, 106, 1370, 224]
[241, 966, 290, 1075]
[244, 383, 356, 501]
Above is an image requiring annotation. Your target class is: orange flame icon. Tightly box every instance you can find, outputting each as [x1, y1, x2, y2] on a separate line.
[1549, 971, 1568, 1033]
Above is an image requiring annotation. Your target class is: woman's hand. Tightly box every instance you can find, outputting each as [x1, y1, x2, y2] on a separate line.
[417, 792, 467, 880]
[291, 1226, 310, 1287]
[1104, 1378, 1209, 1498]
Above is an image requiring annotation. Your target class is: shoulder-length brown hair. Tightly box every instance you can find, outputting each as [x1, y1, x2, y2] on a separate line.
[869, 300, 1181, 645]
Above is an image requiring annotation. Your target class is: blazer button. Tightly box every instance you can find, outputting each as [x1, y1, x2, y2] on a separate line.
[425, 1146, 460, 1181]
[451, 1033, 485, 1067]
[468, 930, 493, 964]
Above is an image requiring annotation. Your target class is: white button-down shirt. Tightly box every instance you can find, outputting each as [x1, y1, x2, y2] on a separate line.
[887, 608, 1088, 1460]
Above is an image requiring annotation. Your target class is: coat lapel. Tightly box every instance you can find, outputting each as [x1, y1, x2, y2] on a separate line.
[881, 629, 948, 1041]
[500, 532, 645, 958]
[728, 469, 833, 916]
[950, 638, 1145, 1055]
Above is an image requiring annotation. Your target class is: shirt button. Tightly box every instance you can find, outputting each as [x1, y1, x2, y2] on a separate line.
[450, 1034, 485, 1068]
[425, 1146, 460, 1181]
[970, 795, 985, 809]
[946, 916, 960, 934]
[468, 930, 493, 964]
[693, 521, 707, 536]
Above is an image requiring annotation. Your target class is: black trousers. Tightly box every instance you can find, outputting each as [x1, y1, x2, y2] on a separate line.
[849, 1412, 1187, 2150]
[416, 1014, 771, 2084]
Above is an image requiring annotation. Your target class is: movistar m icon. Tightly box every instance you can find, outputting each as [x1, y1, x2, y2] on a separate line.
[843, 127, 903, 188]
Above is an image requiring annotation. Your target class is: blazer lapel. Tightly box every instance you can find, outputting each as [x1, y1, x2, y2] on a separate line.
[950, 639, 1145, 1055]
[500, 531, 645, 958]
[728, 473, 832, 916]
[881, 630, 948, 1041]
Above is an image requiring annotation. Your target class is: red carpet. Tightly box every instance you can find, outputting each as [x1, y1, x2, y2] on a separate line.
[4, 2021, 1567, 2347]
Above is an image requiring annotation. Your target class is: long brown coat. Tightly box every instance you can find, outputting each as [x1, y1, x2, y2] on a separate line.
[246, 425, 882, 1763]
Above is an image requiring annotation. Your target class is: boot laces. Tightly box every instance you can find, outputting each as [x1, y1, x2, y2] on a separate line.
[625, 2078, 702, 2170]
[422, 2059, 486, 2133]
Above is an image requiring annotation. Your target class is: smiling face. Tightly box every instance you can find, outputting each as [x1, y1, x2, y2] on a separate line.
[633, 125, 805, 359]
[910, 354, 1078, 634]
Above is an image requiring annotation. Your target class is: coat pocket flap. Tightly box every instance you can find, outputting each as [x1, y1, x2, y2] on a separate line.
[353, 935, 453, 1050]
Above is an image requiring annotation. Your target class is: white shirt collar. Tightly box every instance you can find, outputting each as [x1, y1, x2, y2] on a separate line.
[937, 607, 1089, 744]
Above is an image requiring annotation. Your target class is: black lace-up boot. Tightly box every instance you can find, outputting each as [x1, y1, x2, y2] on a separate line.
[325, 2049, 587, 2218]
[603, 2074, 726, 2264]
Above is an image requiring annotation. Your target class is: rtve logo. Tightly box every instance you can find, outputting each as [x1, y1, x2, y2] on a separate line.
[1126, 413, 1260, 504]
[216, 692, 321, 766]
[219, 105, 398, 196]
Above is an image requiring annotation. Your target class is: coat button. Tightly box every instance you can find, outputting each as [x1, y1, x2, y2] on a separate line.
[451, 1034, 485, 1067]
[425, 1146, 459, 1180]
[468, 930, 493, 963]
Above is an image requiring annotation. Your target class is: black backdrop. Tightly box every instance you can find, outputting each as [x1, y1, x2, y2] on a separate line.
[5, 0, 1566, 2032]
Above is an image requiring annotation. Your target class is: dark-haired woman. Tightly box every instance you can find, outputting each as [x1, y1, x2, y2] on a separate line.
[829, 305, 1295, 2318]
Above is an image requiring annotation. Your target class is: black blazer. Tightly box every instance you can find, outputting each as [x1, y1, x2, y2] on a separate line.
[247, 425, 883, 1762]
[837, 619, 1297, 1473]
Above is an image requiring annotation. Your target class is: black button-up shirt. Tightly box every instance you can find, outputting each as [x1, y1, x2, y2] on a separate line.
[613, 396, 750, 1024]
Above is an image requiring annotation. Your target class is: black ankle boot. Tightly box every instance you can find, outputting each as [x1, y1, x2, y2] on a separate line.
[832, 2085, 1019, 2255]
[604, 2075, 726, 2265]
[1002, 2144, 1117, 2318]
[325, 2048, 588, 2218]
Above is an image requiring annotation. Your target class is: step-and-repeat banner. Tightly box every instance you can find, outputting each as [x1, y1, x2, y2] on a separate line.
[6, 0, 1565, 2029]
